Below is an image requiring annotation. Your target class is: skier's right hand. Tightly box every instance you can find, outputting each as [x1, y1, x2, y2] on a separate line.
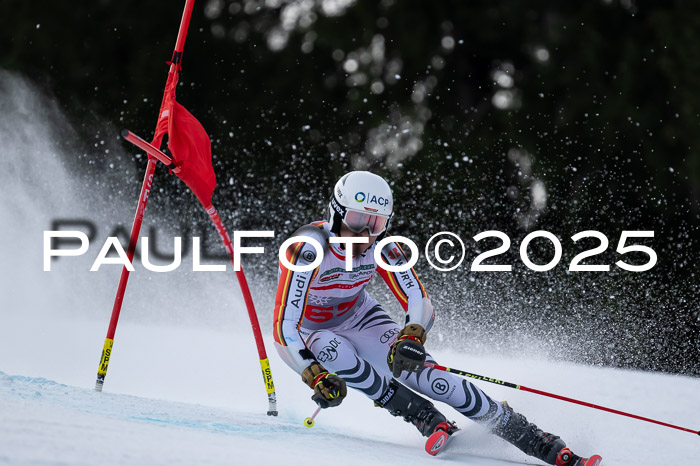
[301, 362, 347, 409]
[388, 324, 427, 377]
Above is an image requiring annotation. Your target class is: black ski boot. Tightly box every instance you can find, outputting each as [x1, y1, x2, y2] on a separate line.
[492, 403, 570, 465]
[375, 380, 452, 437]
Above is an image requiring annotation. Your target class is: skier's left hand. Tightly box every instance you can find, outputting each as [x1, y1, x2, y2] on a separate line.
[301, 362, 348, 408]
[387, 324, 427, 377]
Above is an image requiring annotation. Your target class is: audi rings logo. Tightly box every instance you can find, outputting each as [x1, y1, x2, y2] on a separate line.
[380, 328, 400, 344]
[431, 378, 450, 396]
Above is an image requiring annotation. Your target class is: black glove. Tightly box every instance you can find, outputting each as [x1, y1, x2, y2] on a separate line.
[301, 362, 347, 409]
[387, 324, 427, 377]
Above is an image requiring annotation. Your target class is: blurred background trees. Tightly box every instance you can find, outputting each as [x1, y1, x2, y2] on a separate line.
[2, 0, 698, 374]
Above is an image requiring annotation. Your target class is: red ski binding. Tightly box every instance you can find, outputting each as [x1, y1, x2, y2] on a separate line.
[425, 422, 458, 456]
[557, 448, 603, 466]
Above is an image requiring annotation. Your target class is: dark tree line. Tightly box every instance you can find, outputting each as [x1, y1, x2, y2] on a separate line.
[2, 0, 698, 374]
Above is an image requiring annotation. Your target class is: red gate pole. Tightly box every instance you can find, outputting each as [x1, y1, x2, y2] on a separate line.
[94, 159, 155, 391]
[117, 131, 279, 414]
[204, 205, 278, 415]
[95, 0, 197, 392]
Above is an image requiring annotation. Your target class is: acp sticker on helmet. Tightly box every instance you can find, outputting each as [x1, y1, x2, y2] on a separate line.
[355, 192, 390, 206]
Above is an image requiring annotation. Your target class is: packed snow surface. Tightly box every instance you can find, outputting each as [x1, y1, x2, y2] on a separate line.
[1, 69, 699, 466]
[1, 318, 698, 465]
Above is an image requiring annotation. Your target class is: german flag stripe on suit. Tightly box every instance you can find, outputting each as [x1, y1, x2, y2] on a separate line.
[377, 239, 427, 312]
[273, 241, 303, 346]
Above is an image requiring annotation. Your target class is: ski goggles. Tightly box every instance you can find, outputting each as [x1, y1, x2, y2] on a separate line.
[342, 210, 390, 236]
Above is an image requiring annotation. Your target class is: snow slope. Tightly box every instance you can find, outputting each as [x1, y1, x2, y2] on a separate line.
[1, 70, 699, 466]
[1, 317, 699, 466]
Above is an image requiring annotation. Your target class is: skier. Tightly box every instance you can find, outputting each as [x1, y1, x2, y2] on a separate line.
[273, 171, 599, 465]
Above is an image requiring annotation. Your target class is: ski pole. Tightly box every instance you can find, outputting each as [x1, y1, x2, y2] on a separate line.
[425, 362, 700, 437]
[304, 407, 322, 428]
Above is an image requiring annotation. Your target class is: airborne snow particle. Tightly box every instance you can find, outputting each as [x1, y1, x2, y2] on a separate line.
[441, 36, 455, 50]
[534, 47, 550, 62]
[531, 180, 547, 210]
[343, 58, 359, 73]
[493, 90, 513, 109]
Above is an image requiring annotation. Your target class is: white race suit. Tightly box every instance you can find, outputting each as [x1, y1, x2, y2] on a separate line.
[273, 221, 505, 427]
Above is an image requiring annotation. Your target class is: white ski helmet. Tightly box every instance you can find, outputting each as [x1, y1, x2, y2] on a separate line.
[328, 171, 393, 237]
